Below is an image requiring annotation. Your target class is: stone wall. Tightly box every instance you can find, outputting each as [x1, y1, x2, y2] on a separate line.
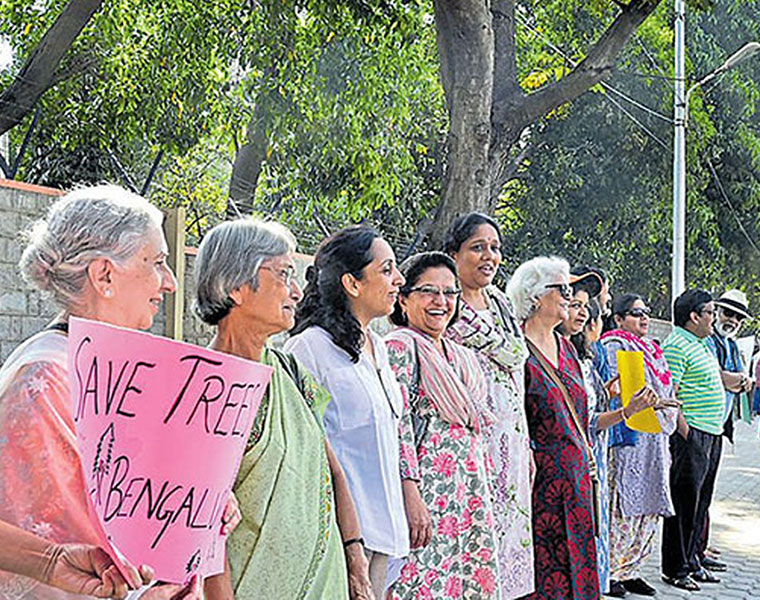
[0, 181, 62, 361]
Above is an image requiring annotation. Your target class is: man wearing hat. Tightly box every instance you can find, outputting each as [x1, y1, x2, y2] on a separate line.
[698, 290, 755, 572]
[710, 289, 754, 441]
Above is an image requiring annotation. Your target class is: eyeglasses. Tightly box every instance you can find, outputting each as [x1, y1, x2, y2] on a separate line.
[545, 283, 573, 300]
[407, 285, 462, 300]
[625, 307, 651, 318]
[259, 265, 297, 287]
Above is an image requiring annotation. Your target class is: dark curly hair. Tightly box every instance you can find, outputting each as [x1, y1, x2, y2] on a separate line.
[389, 251, 460, 327]
[443, 212, 501, 255]
[291, 225, 380, 362]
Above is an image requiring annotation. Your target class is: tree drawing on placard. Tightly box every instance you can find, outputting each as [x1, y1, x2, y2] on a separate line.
[186, 549, 201, 574]
[92, 423, 115, 507]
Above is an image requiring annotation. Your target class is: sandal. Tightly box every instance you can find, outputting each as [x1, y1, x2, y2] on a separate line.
[662, 574, 700, 591]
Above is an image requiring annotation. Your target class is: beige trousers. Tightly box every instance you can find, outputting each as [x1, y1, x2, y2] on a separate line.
[363, 548, 389, 600]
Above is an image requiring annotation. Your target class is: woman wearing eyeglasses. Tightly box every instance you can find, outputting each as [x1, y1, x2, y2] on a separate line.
[600, 294, 679, 597]
[285, 226, 409, 600]
[506, 256, 599, 600]
[443, 213, 534, 599]
[384, 252, 500, 599]
[194, 220, 373, 600]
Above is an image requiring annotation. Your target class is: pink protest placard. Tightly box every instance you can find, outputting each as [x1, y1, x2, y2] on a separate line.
[68, 317, 272, 583]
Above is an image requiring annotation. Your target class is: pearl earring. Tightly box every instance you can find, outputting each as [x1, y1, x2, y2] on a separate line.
[104, 289, 112, 298]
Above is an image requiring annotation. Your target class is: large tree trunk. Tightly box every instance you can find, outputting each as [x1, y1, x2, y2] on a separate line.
[428, 0, 494, 247]
[0, 0, 104, 136]
[429, 0, 664, 242]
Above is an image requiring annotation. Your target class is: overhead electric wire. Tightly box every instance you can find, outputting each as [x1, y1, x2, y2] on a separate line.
[704, 155, 760, 256]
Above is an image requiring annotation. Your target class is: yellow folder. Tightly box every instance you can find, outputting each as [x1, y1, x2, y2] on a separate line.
[617, 350, 662, 434]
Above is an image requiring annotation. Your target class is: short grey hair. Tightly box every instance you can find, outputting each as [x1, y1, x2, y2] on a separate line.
[193, 219, 296, 325]
[506, 256, 570, 321]
[19, 185, 163, 311]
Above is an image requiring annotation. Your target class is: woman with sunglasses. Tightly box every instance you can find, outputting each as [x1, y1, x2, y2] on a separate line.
[384, 252, 500, 599]
[506, 256, 599, 600]
[443, 213, 534, 599]
[285, 226, 409, 600]
[600, 294, 679, 597]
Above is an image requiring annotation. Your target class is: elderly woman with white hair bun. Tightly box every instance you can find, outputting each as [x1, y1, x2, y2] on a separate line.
[0, 185, 213, 599]
[506, 256, 600, 600]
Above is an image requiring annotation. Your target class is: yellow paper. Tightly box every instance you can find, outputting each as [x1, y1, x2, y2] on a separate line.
[617, 350, 661, 434]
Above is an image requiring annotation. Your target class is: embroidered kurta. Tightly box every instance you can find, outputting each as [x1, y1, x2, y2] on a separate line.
[0, 331, 106, 600]
[524, 336, 599, 600]
[445, 287, 534, 599]
[385, 329, 499, 600]
[228, 349, 348, 598]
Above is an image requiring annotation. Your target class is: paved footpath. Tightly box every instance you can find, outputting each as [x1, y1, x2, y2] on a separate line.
[636, 420, 760, 599]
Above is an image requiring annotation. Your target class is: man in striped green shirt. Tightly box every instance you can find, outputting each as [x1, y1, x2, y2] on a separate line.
[660, 290, 724, 591]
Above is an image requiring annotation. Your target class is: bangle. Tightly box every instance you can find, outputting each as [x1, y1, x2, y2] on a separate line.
[620, 406, 629, 421]
[343, 537, 364, 550]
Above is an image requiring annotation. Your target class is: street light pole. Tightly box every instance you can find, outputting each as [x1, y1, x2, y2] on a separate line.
[672, 22, 760, 309]
[672, 0, 686, 306]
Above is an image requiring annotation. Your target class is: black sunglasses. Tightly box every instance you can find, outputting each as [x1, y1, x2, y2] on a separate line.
[625, 307, 651, 318]
[721, 307, 746, 321]
[545, 283, 573, 300]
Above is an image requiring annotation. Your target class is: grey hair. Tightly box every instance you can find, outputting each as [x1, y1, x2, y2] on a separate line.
[506, 256, 570, 322]
[193, 219, 296, 325]
[19, 185, 163, 311]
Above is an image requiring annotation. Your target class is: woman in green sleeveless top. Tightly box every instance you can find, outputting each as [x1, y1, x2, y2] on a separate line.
[195, 220, 373, 600]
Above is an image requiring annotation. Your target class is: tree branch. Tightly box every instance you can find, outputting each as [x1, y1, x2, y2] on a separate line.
[10, 107, 41, 178]
[49, 50, 102, 88]
[107, 148, 138, 193]
[0, 154, 10, 178]
[491, 0, 520, 106]
[141, 149, 164, 196]
[495, 0, 662, 129]
[0, 0, 104, 136]
[227, 101, 270, 217]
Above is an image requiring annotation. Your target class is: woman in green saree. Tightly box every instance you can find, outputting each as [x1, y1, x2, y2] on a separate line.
[195, 220, 374, 600]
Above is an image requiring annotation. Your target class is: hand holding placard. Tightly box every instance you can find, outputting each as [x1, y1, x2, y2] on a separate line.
[616, 350, 662, 434]
[69, 318, 272, 583]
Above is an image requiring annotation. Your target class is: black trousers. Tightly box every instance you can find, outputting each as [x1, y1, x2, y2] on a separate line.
[661, 428, 722, 578]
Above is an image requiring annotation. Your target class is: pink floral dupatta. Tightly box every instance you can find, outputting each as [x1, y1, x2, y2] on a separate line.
[0, 330, 103, 599]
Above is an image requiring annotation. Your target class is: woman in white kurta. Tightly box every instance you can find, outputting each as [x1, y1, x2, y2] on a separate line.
[443, 213, 534, 598]
[285, 225, 409, 600]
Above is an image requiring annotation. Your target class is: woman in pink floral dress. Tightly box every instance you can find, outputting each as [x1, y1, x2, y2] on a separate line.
[385, 252, 500, 600]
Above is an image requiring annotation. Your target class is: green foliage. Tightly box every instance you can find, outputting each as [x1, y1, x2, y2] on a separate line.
[2, 0, 759, 315]
[499, 0, 760, 316]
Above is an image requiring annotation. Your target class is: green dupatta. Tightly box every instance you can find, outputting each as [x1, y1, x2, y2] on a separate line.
[228, 349, 348, 599]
